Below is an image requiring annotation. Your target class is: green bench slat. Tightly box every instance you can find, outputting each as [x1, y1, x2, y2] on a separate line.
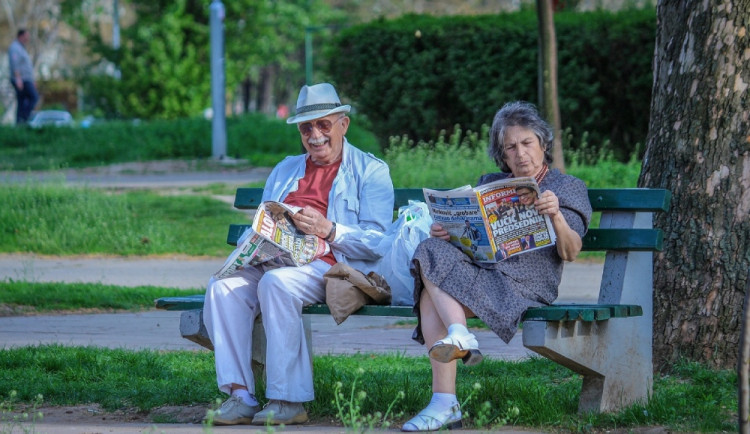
[155, 294, 206, 311]
[234, 188, 264, 210]
[522, 304, 643, 321]
[233, 187, 671, 213]
[228, 224, 663, 252]
[153, 296, 642, 322]
[394, 188, 427, 209]
[227, 224, 252, 246]
[302, 304, 415, 317]
[587, 188, 671, 212]
[582, 228, 664, 251]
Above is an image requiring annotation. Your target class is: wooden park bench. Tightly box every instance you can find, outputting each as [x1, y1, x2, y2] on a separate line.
[155, 186, 670, 414]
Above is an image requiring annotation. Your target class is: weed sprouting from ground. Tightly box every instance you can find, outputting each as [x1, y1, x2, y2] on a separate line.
[459, 382, 521, 429]
[332, 367, 405, 432]
[0, 390, 44, 434]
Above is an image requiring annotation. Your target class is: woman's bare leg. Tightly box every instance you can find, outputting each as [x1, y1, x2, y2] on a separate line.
[420, 270, 467, 327]
[419, 288, 457, 394]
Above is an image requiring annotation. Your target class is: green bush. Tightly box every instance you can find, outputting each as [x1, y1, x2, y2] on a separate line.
[327, 8, 655, 160]
[0, 113, 381, 171]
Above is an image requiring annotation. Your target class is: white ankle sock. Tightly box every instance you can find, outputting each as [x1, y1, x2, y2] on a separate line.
[447, 323, 470, 337]
[428, 392, 459, 412]
[231, 389, 258, 407]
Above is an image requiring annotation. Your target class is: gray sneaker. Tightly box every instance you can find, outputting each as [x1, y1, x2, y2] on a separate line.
[251, 400, 309, 425]
[207, 396, 261, 425]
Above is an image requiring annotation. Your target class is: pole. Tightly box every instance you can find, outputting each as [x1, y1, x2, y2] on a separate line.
[305, 27, 313, 85]
[112, 0, 120, 49]
[112, 0, 121, 79]
[210, 0, 227, 160]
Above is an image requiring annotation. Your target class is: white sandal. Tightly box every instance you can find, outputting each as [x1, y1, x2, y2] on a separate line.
[401, 403, 462, 432]
[429, 331, 483, 366]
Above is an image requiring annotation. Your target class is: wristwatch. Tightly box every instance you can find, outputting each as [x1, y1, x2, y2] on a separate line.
[325, 222, 336, 242]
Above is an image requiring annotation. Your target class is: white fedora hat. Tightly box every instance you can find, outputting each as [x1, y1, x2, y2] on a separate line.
[286, 83, 351, 124]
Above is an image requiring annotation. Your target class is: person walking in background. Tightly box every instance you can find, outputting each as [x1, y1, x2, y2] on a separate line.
[8, 29, 38, 125]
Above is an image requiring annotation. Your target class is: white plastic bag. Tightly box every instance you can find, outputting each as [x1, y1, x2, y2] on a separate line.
[373, 200, 433, 306]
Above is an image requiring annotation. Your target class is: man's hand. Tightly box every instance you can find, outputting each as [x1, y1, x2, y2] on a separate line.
[15, 77, 23, 90]
[291, 206, 332, 239]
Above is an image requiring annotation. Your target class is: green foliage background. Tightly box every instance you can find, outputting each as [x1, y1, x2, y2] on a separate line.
[61, 0, 342, 119]
[327, 8, 655, 159]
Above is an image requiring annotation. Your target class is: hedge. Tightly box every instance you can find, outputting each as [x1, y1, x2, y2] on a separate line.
[326, 8, 656, 160]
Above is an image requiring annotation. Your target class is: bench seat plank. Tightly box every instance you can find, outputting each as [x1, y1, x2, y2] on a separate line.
[522, 304, 643, 321]
[302, 304, 415, 317]
[154, 296, 642, 323]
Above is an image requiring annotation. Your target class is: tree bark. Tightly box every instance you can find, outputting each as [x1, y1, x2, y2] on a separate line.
[639, 0, 750, 370]
[536, 0, 565, 172]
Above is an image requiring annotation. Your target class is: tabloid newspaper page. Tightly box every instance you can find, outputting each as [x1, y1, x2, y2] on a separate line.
[423, 177, 556, 263]
[214, 201, 330, 278]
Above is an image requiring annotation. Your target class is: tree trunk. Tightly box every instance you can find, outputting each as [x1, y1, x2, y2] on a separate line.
[536, 0, 565, 173]
[639, 0, 750, 371]
[256, 64, 278, 116]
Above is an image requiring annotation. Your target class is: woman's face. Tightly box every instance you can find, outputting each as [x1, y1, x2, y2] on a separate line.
[501, 125, 546, 178]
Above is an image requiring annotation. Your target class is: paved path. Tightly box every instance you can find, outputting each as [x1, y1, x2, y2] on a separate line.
[1, 159, 273, 188]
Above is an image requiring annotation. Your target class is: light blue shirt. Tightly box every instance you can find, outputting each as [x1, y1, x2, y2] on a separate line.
[8, 40, 33, 81]
[262, 139, 395, 272]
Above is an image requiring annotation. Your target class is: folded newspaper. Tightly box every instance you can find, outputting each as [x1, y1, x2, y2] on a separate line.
[214, 201, 330, 278]
[423, 177, 556, 262]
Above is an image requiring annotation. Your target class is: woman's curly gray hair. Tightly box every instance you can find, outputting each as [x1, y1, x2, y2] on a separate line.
[488, 101, 554, 173]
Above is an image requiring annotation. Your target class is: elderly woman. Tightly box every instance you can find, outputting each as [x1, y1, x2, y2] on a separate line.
[402, 101, 592, 432]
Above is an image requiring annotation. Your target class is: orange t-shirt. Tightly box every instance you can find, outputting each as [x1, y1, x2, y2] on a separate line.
[284, 157, 342, 265]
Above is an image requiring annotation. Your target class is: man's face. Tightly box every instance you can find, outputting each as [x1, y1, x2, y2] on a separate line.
[18, 32, 29, 45]
[297, 113, 349, 166]
[517, 188, 536, 206]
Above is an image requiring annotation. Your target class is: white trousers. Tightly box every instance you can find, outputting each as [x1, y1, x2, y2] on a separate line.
[203, 260, 330, 403]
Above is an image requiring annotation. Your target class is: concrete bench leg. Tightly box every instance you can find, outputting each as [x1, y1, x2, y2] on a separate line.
[523, 314, 652, 413]
[523, 211, 654, 413]
[179, 309, 313, 383]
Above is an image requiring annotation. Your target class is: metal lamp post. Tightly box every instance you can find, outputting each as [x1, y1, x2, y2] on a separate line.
[210, 0, 227, 160]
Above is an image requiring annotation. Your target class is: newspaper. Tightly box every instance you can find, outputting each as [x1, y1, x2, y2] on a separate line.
[423, 176, 556, 262]
[214, 201, 330, 278]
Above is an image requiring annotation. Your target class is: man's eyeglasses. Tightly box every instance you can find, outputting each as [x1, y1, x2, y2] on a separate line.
[297, 116, 344, 136]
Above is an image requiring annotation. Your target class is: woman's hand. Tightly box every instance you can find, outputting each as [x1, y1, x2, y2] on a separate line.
[534, 190, 561, 218]
[430, 223, 451, 241]
[535, 190, 583, 261]
[291, 206, 332, 239]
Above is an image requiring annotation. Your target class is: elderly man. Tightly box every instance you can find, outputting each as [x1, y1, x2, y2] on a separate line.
[7, 29, 38, 124]
[204, 83, 394, 426]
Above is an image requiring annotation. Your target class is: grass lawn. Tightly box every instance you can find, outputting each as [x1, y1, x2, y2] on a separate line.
[0, 282, 740, 432]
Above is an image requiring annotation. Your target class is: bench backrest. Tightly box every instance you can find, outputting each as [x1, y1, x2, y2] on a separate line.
[227, 187, 671, 253]
[156, 186, 671, 318]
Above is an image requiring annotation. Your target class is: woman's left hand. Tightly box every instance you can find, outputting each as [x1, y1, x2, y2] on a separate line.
[535, 190, 582, 261]
[534, 190, 560, 218]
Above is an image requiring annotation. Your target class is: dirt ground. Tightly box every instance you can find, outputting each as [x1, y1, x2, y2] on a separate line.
[12, 404, 208, 425]
[12, 404, 671, 433]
